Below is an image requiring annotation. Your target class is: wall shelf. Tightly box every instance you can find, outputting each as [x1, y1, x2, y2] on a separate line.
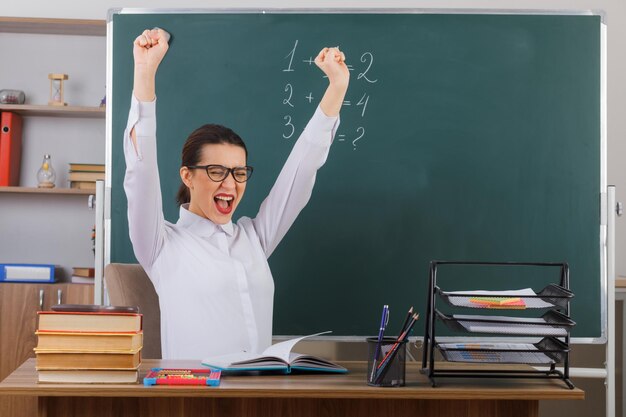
[0, 186, 94, 195]
[0, 104, 105, 118]
[0, 17, 105, 36]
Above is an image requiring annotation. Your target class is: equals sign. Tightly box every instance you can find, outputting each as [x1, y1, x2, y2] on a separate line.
[337, 134, 346, 142]
[342, 101, 351, 106]
[347, 64, 354, 71]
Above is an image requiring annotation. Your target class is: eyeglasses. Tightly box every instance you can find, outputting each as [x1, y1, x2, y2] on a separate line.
[186, 164, 254, 183]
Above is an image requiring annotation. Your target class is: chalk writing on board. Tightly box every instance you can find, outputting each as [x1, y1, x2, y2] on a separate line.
[281, 41, 377, 150]
[283, 84, 294, 107]
[357, 52, 378, 83]
[353, 127, 365, 150]
[283, 40, 298, 72]
[283, 115, 295, 139]
[356, 93, 369, 117]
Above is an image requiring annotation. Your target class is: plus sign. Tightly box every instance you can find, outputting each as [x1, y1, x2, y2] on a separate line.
[302, 57, 314, 65]
[305, 93, 314, 103]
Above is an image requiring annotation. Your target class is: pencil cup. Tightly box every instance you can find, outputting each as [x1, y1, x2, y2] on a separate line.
[366, 336, 407, 387]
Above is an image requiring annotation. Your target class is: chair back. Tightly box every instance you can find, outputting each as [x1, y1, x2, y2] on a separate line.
[104, 263, 161, 359]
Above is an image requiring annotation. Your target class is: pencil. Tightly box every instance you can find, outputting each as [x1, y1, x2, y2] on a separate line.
[373, 313, 419, 385]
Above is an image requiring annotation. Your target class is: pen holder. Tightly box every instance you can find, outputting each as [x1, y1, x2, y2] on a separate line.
[366, 336, 407, 387]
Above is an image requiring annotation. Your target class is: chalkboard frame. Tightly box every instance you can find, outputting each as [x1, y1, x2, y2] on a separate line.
[104, 8, 609, 343]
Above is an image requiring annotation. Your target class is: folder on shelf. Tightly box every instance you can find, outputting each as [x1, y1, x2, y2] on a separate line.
[0, 263, 56, 283]
[0, 111, 23, 186]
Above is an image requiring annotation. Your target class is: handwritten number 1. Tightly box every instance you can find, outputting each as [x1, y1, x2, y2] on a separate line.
[283, 40, 298, 72]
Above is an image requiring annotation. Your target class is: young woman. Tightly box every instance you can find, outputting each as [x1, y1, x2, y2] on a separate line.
[124, 28, 349, 359]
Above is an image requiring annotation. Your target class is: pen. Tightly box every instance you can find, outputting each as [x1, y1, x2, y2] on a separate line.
[374, 313, 419, 385]
[370, 304, 389, 383]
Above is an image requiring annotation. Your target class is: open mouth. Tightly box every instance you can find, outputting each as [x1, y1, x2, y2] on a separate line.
[214, 194, 234, 215]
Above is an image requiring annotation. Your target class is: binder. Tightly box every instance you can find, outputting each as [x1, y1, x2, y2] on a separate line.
[0, 111, 23, 186]
[0, 263, 56, 283]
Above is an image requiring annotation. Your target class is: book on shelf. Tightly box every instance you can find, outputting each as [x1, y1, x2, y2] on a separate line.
[38, 369, 138, 384]
[0, 263, 55, 283]
[71, 276, 94, 284]
[37, 311, 142, 333]
[71, 266, 95, 284]
[35, 349, 141, 370]
[70, 181, 97, 190]
[73, 267, 95, 278]
[68, 171, 105, 182]
[202, 332, 347, 373]
[36, 331, 143, 351]
[68, 163, 105, 173]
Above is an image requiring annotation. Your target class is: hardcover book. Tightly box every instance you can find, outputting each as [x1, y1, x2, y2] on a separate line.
[37, 311, 142, 333]
[36, 331, 143, 351]
[38, 369, 138, 384]
[35, 349, 141, 370]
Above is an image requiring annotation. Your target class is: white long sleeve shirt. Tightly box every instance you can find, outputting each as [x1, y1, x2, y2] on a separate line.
[123, 96, 339, 359]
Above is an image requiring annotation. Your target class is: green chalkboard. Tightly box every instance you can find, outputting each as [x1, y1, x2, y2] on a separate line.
[110, 11, 602, 338]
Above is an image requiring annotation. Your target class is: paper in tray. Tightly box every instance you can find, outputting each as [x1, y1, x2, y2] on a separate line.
[437, 284, 573, 310]
[437, 337, 568, 364]
[436, 310, 575, 336]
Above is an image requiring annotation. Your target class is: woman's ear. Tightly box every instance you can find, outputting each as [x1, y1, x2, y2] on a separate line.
[180, 166, 193, 189]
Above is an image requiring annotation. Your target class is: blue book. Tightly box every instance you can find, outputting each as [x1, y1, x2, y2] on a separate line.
[201, 331, 347, 374]
[0, 263, 55, 283]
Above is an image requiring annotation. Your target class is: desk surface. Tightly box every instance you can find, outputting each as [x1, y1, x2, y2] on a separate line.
[0, 359, 583, 401]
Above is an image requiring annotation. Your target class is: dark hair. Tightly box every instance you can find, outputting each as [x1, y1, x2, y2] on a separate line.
[176, 124, 248, 206]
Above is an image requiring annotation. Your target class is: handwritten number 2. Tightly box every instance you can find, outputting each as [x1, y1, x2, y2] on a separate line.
[357, 52, 378, 83]
[283, 84, 294, 108]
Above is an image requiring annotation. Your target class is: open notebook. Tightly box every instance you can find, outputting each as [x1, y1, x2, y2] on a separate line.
[202, 332, 347, 373]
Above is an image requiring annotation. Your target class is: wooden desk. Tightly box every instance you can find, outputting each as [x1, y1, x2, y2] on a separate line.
[0, 359, 583, 417]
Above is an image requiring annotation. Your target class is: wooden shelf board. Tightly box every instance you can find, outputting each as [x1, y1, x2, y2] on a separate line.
[0, 186, 94, 195]
[0, 104, 105, 118]
[0, 17, 105, 36]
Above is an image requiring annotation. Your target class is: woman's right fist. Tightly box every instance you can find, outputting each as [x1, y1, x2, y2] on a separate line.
[133, 28, 170, 72]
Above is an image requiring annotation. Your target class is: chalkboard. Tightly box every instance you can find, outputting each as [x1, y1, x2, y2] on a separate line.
[109, 11, 603, 338]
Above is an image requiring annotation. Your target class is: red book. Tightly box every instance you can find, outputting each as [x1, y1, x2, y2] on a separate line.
[0, 112, 23, 186]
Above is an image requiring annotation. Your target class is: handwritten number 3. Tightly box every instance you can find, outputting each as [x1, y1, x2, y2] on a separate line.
[357, 52, 378, 84]
[283, 115, 295, 139]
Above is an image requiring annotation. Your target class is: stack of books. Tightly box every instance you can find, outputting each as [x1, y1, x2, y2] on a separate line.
[71, 267, 95, 284]
[68, 163, 105, 191]
[35, 306, 143, 383]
